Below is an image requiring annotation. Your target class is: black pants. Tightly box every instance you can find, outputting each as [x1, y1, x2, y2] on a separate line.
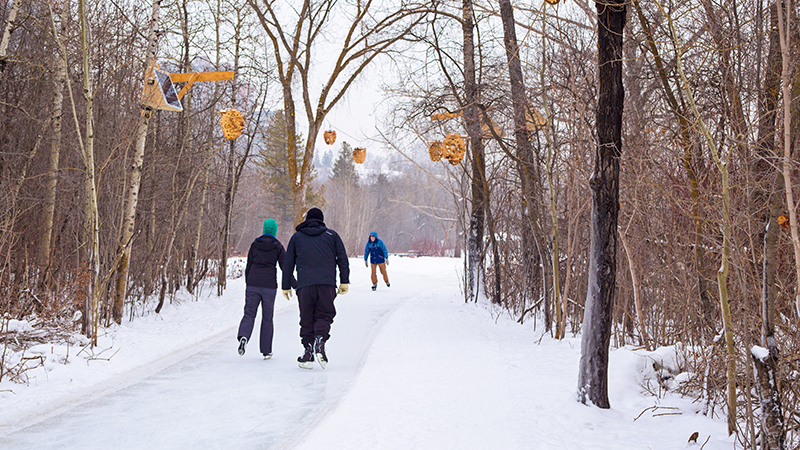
[297, 285, 337, 346]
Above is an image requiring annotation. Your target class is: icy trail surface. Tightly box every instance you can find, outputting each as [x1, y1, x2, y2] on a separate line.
[1, 257, 732, 449]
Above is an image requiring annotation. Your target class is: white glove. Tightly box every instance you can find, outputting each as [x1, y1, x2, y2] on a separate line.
[282, 289, 292, 300]
[336, 284, 349, 295]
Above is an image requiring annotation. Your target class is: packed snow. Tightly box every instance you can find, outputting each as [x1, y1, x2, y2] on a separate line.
[1, 257, 733, 449]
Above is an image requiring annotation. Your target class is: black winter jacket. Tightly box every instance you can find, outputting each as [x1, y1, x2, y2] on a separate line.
[281, 218, 350, 290]
[245, 235, 292, 289]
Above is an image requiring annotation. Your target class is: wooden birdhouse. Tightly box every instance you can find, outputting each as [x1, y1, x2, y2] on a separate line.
[442, 133, 465, 165]
[352, 147, 366, 164]
[141, 66, 183, 112]
[429, 141, 443, 162]
[219, 109, 245, 140]
[323, 130, 337, 145]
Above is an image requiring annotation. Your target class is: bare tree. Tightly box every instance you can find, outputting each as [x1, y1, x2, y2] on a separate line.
[577, 0, 627, 409]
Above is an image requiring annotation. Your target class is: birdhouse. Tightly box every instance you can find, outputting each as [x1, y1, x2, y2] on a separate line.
[429, 141, 443, 162]
[219, 109, 245, 140]
[352, 147, 366, 164]
[442, 133, 465, 165]
[323, 130, 337, 145]
[141, 66, 183, 111]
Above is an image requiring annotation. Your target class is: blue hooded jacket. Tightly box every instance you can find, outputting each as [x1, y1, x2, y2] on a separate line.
[364, 232, 388, 265]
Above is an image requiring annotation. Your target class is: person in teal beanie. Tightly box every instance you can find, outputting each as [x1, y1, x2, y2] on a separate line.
[237, 218, 294, 359]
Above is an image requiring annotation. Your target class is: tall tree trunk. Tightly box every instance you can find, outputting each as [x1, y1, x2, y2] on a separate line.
[78, 0, 100, 345]
[40, 0, 68, 289]
[113, 0, 162, 324]
[498, 0, 544, 316]
[754, 4, 786, 448]
[577, 0, 626, 409]
[462, 0, 486, 302]
[0, 0, 20, 75]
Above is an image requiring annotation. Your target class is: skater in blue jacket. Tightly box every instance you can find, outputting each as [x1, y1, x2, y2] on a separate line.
[364, 232, 390, 291]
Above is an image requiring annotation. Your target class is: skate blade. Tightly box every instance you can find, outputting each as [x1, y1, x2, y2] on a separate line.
[315, 353, 327, 369]
[298, 361, 314, 370]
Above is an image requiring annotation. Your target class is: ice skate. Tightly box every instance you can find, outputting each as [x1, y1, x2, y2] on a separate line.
[297, 343, 314, 369]
[238, 337, 247, 356]
[314, 336, 328, 369]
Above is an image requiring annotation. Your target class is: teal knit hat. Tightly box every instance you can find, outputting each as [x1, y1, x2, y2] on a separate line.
[262, 218, 278, 236]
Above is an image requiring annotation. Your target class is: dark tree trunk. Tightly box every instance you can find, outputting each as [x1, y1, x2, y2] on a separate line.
[578, 0, 626, 409]
[462, 0, 486, 302]
[754, 3, 786, 448]
[498, 0, 542, 310]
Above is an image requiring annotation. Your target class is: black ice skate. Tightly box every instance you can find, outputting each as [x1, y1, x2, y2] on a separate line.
[371, 285, 377, 291]
[263, 353, 272, 360]
[297, 343, 314, 369]
[238, 337, 247, 356]
[314, 335, 328, 369]
[386, 282, 390, 288]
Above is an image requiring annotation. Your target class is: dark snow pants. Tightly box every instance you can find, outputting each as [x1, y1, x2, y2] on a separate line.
[297, 285, 337, 346]
[237, 286, 277, 355]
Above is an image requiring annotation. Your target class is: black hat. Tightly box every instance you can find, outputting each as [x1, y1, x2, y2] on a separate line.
[306, 207, 324, 221]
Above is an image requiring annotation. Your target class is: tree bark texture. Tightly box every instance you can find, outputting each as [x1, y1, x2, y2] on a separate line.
[113, 0, 162, 323]
[578, 0, 626, 409]
[463, 0, 486, 302]
[498, 0, 543, 313]
[755, 4, 786, 447]
[0, 0, 20, 74]
[40, 1, 68, 289]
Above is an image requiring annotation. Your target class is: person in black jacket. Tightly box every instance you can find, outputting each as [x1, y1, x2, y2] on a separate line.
[237, 218, 293, 359]
[281, 207, 350, 369]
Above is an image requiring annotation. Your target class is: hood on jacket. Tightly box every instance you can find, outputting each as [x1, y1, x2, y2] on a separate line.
[369, 231, 378, 241]
[253, 234, 279, 250]
[295, 218, 327, 236]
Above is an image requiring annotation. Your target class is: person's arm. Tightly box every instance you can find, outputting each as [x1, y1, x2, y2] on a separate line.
[379, 240, 388, 260]
[364, 242, 370, 261]
[334, 232, 350, 284]
[245, 245, 254, 280]
[282, 238, 296, 290]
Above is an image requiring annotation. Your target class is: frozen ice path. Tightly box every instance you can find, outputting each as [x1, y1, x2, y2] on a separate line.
[0, 260, 443, 450]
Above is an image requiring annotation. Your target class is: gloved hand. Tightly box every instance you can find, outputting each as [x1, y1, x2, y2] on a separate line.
[336, 283, 349, 295]
[385, 259, 389, 266]
[364, 260, 368, 268]
[282, 289, 292, 300]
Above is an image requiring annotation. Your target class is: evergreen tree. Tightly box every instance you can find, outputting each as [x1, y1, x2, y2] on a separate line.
[258, 111, 323, 231]
[331, 142, 360, 187]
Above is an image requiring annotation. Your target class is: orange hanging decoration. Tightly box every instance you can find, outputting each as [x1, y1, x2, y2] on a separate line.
[219, 109, 245, 140]
[352, 147, 366, 164]
[442, 133, 465, 165]
[324, 130, 337, 145]
[429, 141, 443, 162]
[779, 215, 790, 229]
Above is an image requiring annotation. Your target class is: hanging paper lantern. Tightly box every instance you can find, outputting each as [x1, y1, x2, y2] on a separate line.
[442, 133, 465, 165]
[429, 141, 443, 162]
[323, 130, 337, 145]
[219, 109, 245, 140]
[352, 147, 366, 164]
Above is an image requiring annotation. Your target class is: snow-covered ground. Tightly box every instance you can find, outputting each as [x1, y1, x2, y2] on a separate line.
[0, 257, 733, 449]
